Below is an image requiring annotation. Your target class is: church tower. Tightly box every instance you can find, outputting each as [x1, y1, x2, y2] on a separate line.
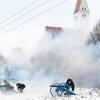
[74, 0, 90, 32]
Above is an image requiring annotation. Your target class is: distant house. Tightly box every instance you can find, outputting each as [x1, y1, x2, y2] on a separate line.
[45, 26, 62, 38]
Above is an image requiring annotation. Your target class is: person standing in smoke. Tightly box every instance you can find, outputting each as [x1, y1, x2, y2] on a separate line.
[4, 80, 14, 91]
[16, 83, 26, 93]
[66, 79, 75, 91]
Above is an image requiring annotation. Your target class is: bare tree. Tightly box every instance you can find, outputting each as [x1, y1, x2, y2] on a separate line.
[87, 20, 100, 44]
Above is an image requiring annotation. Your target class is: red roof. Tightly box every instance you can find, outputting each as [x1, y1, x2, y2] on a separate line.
[45, 26, 62, 33]
[74, 0, 82, 14]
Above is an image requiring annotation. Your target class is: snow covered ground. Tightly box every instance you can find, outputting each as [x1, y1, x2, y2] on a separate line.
[0, 82, 100, 100]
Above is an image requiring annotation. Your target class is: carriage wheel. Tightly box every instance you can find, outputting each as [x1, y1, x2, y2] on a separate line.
[50, 83, 59, 97]
[57, 90, 63, 96]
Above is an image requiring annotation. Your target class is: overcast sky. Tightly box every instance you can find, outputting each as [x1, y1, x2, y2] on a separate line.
[0, 0, 99, 57]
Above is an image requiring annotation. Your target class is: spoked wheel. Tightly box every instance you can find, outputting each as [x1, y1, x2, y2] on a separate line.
[50, 83, 59, 97]
[57, 90, 63, 96]
[57, 83, 66, 97]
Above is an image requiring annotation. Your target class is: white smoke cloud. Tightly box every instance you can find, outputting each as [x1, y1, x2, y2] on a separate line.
[1, 28, 100, 88]
[30, 28, 100, 88]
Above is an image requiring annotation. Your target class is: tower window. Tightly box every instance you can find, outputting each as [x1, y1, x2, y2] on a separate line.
[82, 8, 86, 11]
[82, 14, 86, 17]
[84, 8, 86, 10]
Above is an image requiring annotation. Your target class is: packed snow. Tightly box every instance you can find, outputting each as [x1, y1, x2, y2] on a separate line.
[0, 83, 100, 100]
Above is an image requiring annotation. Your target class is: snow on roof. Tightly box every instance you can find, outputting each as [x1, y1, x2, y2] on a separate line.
[74, 0, 82, 14]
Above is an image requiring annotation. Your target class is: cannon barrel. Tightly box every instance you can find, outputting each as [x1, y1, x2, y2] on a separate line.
[50, 83, 68, 88]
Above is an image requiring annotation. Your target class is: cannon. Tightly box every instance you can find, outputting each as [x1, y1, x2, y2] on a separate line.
[50, 83, 75, 97]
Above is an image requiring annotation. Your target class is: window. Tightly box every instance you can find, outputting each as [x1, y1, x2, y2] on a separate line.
[82, 14, 86, 17]
[84, 8, 86, 10]
[82, 8, 86, 11]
